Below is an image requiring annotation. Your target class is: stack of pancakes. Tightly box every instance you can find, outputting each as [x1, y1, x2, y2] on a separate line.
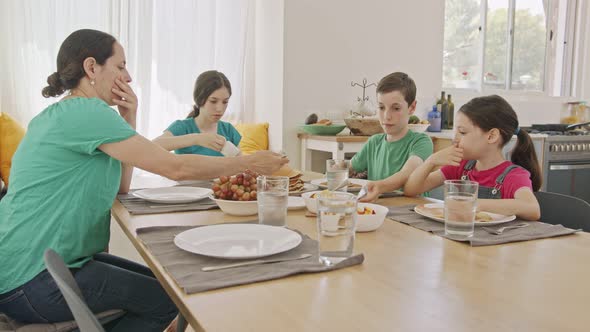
[273, 165, 303, 193]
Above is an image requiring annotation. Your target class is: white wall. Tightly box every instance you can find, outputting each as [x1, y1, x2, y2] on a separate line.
[281, 0, 445, 168]
[254, 0, 284, 151]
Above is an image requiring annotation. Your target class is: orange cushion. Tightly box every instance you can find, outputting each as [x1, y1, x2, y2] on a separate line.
[234, 123, 269, 155]
[0, 112, 26, 186]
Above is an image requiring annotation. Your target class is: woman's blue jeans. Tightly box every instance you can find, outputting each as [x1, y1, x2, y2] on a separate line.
[0, 253, 178, 331]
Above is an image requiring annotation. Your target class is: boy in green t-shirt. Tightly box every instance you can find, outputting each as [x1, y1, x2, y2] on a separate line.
[351, 72, 433, 201]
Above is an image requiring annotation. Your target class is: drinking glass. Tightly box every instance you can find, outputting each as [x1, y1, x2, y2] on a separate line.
[326, 159, 350, 192]
[444, 180, 479, 238]
[257, 176, 289, 227]
[316, 192, 357, 266]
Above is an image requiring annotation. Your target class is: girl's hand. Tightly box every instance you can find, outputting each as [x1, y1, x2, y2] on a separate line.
[112, 78, 138, 125]
[196, 133, 226, 151]
[427, 145, 463, 167]
[360, 181, 380, 202]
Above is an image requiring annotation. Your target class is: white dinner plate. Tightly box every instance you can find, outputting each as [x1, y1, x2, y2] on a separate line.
[133, 187, 213, 204]
[174, 224, 302, 259]
[310, 178, 368, 193]
[414, 203, 516, 226]
[287, 196, 306, 210]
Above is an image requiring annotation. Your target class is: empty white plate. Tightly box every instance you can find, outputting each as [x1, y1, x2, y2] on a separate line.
[133, 187, 213, 204]
[287, 196, 306, 210]
[174, 224, 302, 259]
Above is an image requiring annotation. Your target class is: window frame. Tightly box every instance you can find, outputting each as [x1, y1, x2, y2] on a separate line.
[443, 0, 579, 97]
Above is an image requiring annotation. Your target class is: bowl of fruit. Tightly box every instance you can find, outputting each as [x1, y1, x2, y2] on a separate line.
[355, 203, 388, 232]
[300, 114, 346, 136]
[211, 171, 259, 216]
[407, 115, 430, 133]
[301, 190, 323, 214]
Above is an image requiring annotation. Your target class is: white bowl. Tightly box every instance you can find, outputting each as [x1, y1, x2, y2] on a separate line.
[301, 190, 323, 214]
[355, 203, 388, 232]
[407, 123, 430, 133]
[211, 197, 258, 216]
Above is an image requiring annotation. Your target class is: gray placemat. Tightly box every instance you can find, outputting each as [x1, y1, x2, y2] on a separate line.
[118, 192, 219, 215]
[387, 205, 580, 246]
[136, 224, 364, 294]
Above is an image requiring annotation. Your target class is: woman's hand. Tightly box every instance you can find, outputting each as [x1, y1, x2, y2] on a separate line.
[196, 133, 226, 151]
[427, 145, 463, 167]
[111, 78, 138, 127]
[360, 181, 381, 202]
[244, 151, 289, 175]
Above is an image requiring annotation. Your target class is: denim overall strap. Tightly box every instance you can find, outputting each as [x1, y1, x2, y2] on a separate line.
[460, 160, 477, 180]
[460, 161, 521, 199]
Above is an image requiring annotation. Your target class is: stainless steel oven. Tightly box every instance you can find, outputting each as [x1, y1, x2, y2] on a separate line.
[543, 135, 590, 203]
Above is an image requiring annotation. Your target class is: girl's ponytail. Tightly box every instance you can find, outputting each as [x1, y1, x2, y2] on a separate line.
[511, 129, 542, 191]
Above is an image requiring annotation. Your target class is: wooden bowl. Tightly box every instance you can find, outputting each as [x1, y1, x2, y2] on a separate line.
[344, 118, 384, 136]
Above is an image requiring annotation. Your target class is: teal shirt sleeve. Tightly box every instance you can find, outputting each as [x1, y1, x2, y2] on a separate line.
[60, 99, 136, 155]
[167, 120, 190, 136]
[409, 133, 434, 161]
[225, 123, 242, 146]
[351, 135, 376, 172]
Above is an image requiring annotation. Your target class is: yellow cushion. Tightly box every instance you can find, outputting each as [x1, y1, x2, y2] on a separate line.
[234, 122, 269, 155]
[0, 112, 26, 186]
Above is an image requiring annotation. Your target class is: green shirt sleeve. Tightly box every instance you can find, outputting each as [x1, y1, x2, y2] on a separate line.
[409, 133, 434, 161]
[60, 99, 136, 155]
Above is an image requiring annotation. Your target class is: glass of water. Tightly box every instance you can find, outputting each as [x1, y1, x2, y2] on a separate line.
[326, 159, 351, 192]
[444, 180, 479, 238]
[257, 176, 289, 227]
[316, 192, 357, 266]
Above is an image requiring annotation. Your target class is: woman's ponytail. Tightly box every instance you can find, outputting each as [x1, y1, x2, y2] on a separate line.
[42, 72, 66, 98]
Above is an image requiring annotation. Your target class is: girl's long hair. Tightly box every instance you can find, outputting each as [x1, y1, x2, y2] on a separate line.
[186, 70, 232, 118]
[458, 95, 542, 191]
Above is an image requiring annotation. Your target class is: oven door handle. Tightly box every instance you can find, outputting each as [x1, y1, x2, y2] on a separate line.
[549, 164, 590, 171]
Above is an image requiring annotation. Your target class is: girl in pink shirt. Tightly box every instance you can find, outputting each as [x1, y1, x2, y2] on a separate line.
[405, 95, 541, 220]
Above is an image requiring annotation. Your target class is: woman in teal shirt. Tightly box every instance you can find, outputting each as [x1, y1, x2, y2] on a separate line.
[0, 29, 287, 331]
[153, 70, 242, 156]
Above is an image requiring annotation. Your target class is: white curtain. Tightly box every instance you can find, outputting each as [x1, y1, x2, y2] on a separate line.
[0, 0, 253, 139]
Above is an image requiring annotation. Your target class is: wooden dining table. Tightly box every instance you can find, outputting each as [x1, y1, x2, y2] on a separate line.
[111, 173, 590, 332]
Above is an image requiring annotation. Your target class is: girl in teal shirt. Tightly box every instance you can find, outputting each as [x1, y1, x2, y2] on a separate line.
[153, 70, 242, 156]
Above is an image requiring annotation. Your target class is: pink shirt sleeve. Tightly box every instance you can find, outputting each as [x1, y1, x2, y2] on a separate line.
[501, 167, 533, 198]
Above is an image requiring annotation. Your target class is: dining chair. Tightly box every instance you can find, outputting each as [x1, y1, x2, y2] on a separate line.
[43, 249, 124, 332]
[534, 191, 590, 232]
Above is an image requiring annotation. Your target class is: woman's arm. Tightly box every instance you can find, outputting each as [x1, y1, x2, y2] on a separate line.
[477, 188, 540, 221]
[100, 134, 288, 183]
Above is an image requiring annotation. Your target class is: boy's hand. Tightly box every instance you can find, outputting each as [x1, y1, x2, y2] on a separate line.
[427, 145, 463, 167]
[360, 181, 380, 202]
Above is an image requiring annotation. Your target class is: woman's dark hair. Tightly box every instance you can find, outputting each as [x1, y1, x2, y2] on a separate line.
[41, 29, 117, 98]
[458, 95, 542, 191]
[186, 70, 232, 118]
[376, 72, 416, 105]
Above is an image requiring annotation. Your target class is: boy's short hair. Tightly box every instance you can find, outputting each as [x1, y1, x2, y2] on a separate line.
[376, 72, 416, 106]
